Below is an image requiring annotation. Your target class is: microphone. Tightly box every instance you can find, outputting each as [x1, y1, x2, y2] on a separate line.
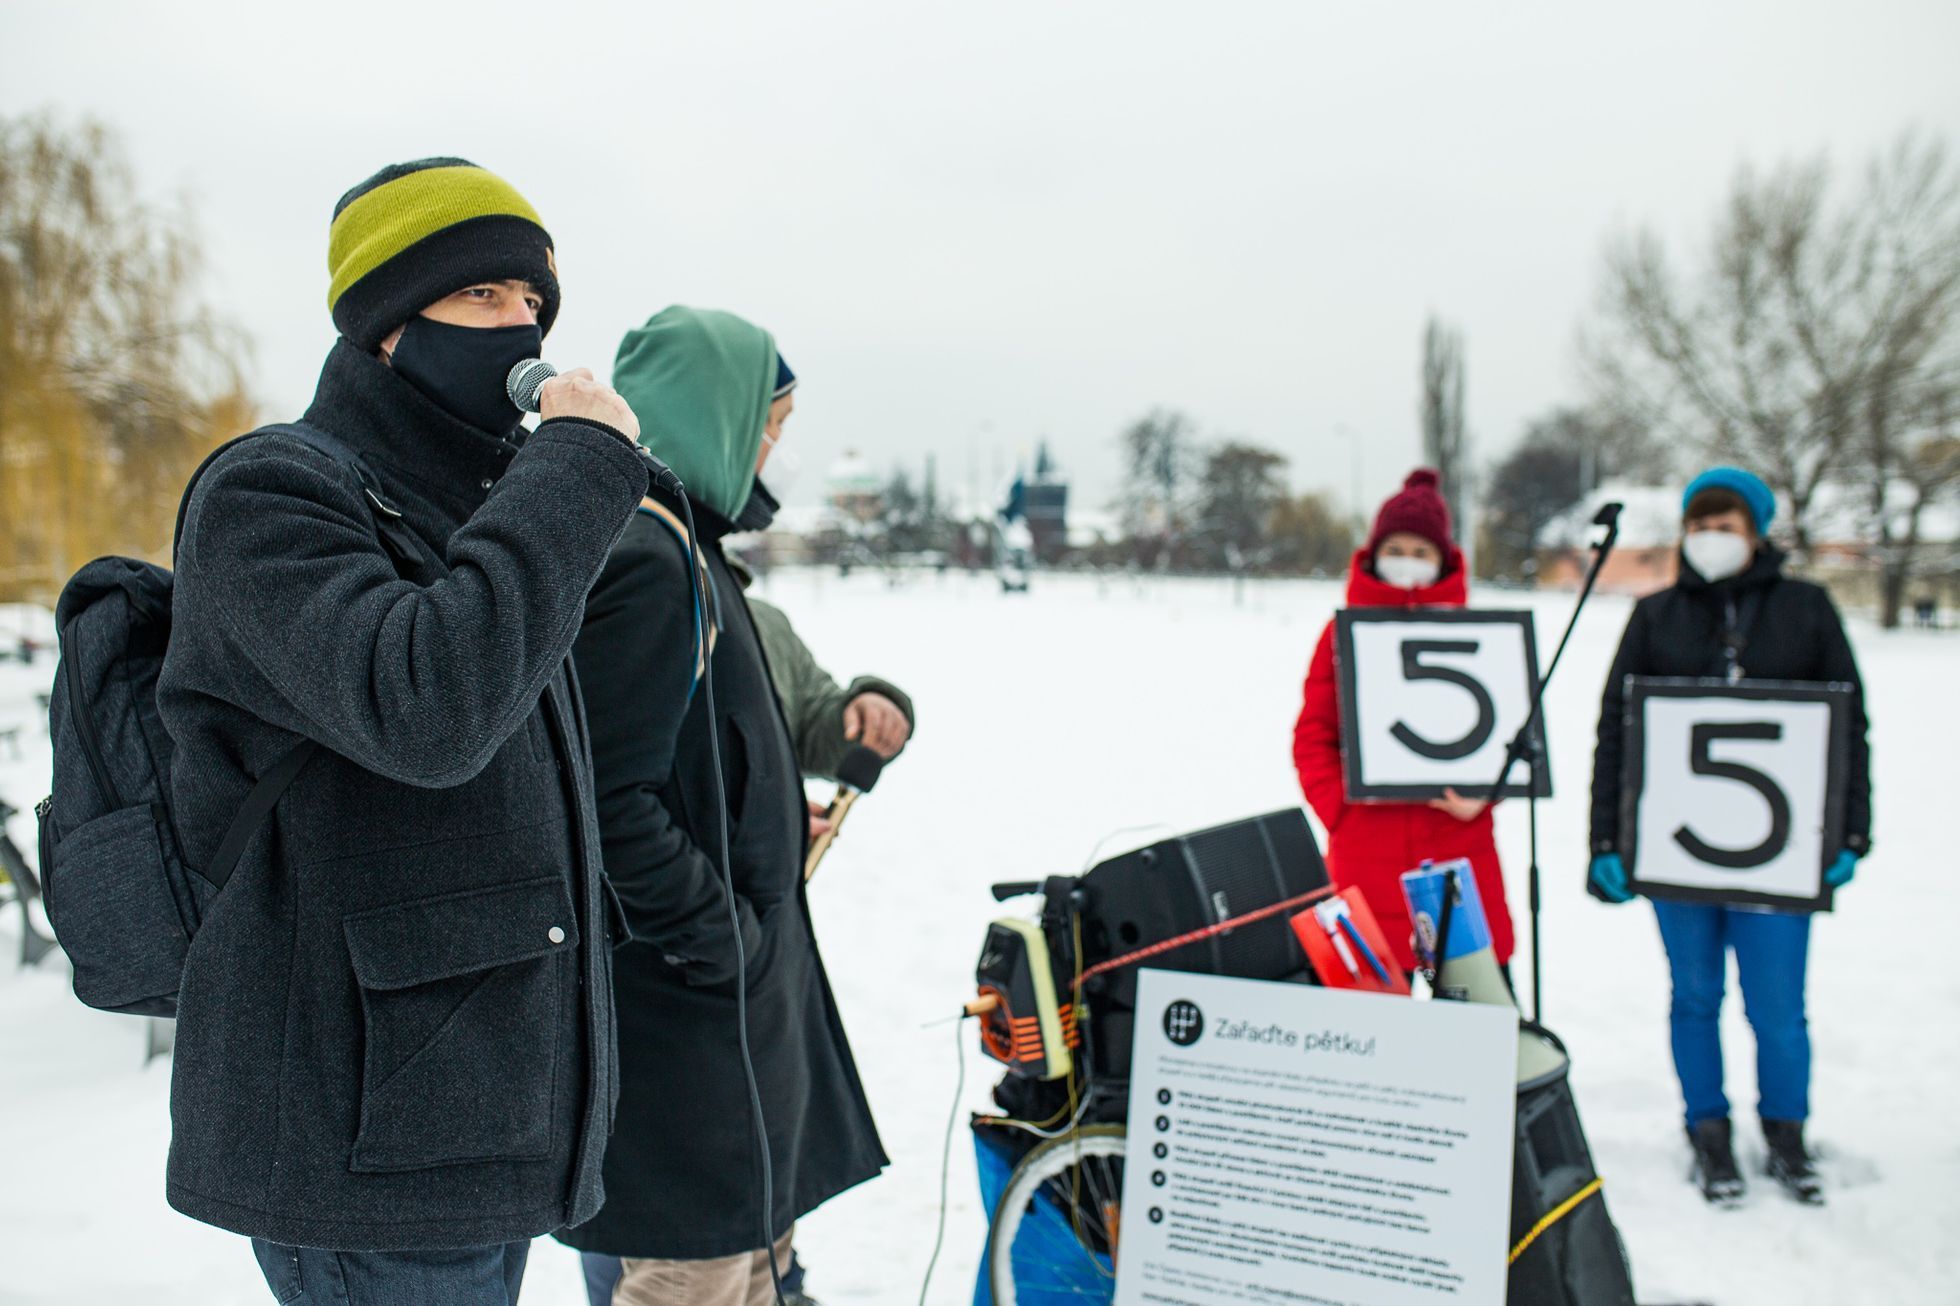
[804, 744, 886, 882]
[1590, 500, 1624, 554]
[506, 359, 683, 495]
[506, 358, 558, 413]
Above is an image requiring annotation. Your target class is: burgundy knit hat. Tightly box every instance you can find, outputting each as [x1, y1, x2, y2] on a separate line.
[1367, 468, 1454, 559]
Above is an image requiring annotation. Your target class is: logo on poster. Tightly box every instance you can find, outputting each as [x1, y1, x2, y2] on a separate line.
[1163, 1000, 1204, 1046]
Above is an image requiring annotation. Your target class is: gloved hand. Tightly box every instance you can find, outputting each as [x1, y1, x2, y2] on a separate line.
[1825, 848, 1860, 888]
[1589, 853, 1634, 904]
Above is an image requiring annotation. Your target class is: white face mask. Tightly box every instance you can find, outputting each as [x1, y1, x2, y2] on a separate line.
[1376, 555, 1440, 591]
[758, 433, 803, 499]
[1682, 529, 1752, 582]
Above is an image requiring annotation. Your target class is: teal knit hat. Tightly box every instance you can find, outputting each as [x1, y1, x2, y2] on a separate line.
[1684, 467, 1776, 534]
[612, 307, 778, 520]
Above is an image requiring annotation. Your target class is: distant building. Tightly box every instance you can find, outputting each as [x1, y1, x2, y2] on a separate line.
[826, 449, 883, 524]
[1536, 484, 1683, 596]
[1019, 443, 1070, 562]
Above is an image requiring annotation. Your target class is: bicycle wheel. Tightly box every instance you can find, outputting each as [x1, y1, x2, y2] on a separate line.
[986, 1123, 1126, 1306]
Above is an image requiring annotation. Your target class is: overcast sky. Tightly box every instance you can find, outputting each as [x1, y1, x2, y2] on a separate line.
[5, 0, 1958, 514]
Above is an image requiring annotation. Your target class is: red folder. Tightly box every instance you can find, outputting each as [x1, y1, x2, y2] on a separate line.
[1291, 890, 1411, 995]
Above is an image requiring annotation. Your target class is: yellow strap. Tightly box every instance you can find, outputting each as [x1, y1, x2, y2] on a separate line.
[635, 497, 715, 677]
[1509, 1178, 1604, 1266]
[637, 497, 688, 539]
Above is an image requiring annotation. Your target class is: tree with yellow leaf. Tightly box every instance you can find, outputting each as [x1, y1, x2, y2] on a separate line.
[0, 113, 254, 604]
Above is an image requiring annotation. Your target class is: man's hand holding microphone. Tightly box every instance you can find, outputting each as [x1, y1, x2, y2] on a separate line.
[537, 366, 640, 443]
[511, 358, 682, 493]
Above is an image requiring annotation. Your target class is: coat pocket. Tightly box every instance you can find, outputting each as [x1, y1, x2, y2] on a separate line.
[342, 876, 580, 1173]
[721, 714, 755, 824]
[45, 804, 189, 1015]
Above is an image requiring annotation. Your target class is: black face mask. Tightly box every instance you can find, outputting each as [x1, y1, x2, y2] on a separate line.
[388, 317, 543, 436]
[733, 479, 781, 533]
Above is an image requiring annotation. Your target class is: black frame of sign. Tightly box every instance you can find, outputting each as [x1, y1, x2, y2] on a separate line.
[1333, 608, 1549, 803]
[1621, 676, 1853, 913]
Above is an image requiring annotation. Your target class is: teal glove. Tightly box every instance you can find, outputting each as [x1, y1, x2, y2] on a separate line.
[1825, 848, 1860, 888]
[1590, 853, 1634, 904]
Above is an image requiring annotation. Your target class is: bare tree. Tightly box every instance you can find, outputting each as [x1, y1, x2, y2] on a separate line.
[1419, 317, 1469, 547]
[1269, 491, 1354, 576]
[1113, 407, 1197, 568]
[1193, 440, 1289, 570]
[1874, 405, 1960, 623]
[1480, 406, 1666, 580]
[0, 113, 253, 600]
[1582, 128, 1960, 623]
[1847, 136, 1960, 625]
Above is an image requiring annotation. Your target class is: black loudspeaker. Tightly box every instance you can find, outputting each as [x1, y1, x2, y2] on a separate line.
[1076, 808, 1328, 1081]
[1508, 1028, 1637, 1306]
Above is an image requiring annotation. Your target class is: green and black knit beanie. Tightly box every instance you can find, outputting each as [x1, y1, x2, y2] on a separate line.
[327, 157, 560, 351]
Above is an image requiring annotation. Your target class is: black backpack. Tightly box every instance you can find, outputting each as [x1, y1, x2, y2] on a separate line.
[38, 423, 426, 1015]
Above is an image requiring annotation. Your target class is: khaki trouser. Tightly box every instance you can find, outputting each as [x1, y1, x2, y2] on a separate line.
[614, 1229, 796, 1306]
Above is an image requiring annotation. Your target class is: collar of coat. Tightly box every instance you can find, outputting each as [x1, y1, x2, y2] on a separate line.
[302, 338, 522, 506]
[674, 489, 740, 543]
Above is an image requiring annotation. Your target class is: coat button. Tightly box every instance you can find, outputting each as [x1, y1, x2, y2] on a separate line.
[547, 926, 566, 944]
[480, 478, 494, 490]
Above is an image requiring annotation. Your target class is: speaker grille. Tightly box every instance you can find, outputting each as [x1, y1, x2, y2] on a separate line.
[1181, 816, 1299, 976]
[1076, 810, 1328, 1079]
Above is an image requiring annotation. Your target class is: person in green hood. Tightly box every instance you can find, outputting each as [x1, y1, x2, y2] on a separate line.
[557, 306, 887, 1305]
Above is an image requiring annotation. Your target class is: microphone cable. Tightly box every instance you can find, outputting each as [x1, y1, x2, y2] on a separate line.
[918, 1013, 970, 1306]
[673, 490, 788, 1306]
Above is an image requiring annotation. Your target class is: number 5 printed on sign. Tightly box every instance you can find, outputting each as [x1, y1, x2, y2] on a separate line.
[1333, 609, 1549, 803]
[1676, 722, 1793, 869]
[1391, 640, 1498, 761]
[1621, 678, 1853, 912]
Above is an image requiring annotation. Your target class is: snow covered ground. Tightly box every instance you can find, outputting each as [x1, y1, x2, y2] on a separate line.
[1, 571, 1954, 1305]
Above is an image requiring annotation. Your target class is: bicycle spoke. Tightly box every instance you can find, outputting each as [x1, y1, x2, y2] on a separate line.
[990, 1127, 1126, 1306]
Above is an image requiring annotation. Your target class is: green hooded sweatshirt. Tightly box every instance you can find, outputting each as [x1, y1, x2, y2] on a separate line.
[611, 305, 778, 521]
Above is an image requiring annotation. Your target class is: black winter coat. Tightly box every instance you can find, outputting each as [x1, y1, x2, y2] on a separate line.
[1588, 546, 1872, 864]
[157, 341, 647, 1250]
[557, 499, 887, 1259]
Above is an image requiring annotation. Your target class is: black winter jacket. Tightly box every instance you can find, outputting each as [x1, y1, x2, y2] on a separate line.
[156, 341, 647, 1250]
[1588, 546, 1872, 862]
[557, 499, 887, 1259]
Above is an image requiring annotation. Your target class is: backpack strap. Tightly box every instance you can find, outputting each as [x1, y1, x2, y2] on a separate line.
[272, 424, 442, 575]
[202, 739, 316, 891]
[636, 497, 718, 689]
[175, 421, 430, 890]
[174, 422, 437, 574]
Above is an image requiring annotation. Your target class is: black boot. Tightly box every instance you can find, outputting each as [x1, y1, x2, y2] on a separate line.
[1762, 1118, 1824, 1205]
[1687, 1117, 1745, 1205]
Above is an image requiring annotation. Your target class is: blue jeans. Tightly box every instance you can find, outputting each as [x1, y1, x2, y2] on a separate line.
[1651, 899, 1812, 1126]
[251, 1239, 528, 1305]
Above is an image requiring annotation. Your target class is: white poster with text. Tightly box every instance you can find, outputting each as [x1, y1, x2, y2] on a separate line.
[1115, 971, 1519, 1306]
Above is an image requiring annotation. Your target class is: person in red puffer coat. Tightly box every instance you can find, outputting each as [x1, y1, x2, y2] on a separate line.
[1292, 469, 1516, 972]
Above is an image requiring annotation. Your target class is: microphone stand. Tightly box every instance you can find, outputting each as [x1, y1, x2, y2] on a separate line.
[1483, 502, 1622, 1024]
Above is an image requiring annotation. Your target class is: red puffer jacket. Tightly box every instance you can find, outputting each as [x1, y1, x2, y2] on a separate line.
[1292, 548, 1516, 967]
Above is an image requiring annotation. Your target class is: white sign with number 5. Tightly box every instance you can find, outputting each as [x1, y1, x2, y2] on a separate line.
[1622, 678, 1852, 912]
[1334, 608, 1547, 802]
